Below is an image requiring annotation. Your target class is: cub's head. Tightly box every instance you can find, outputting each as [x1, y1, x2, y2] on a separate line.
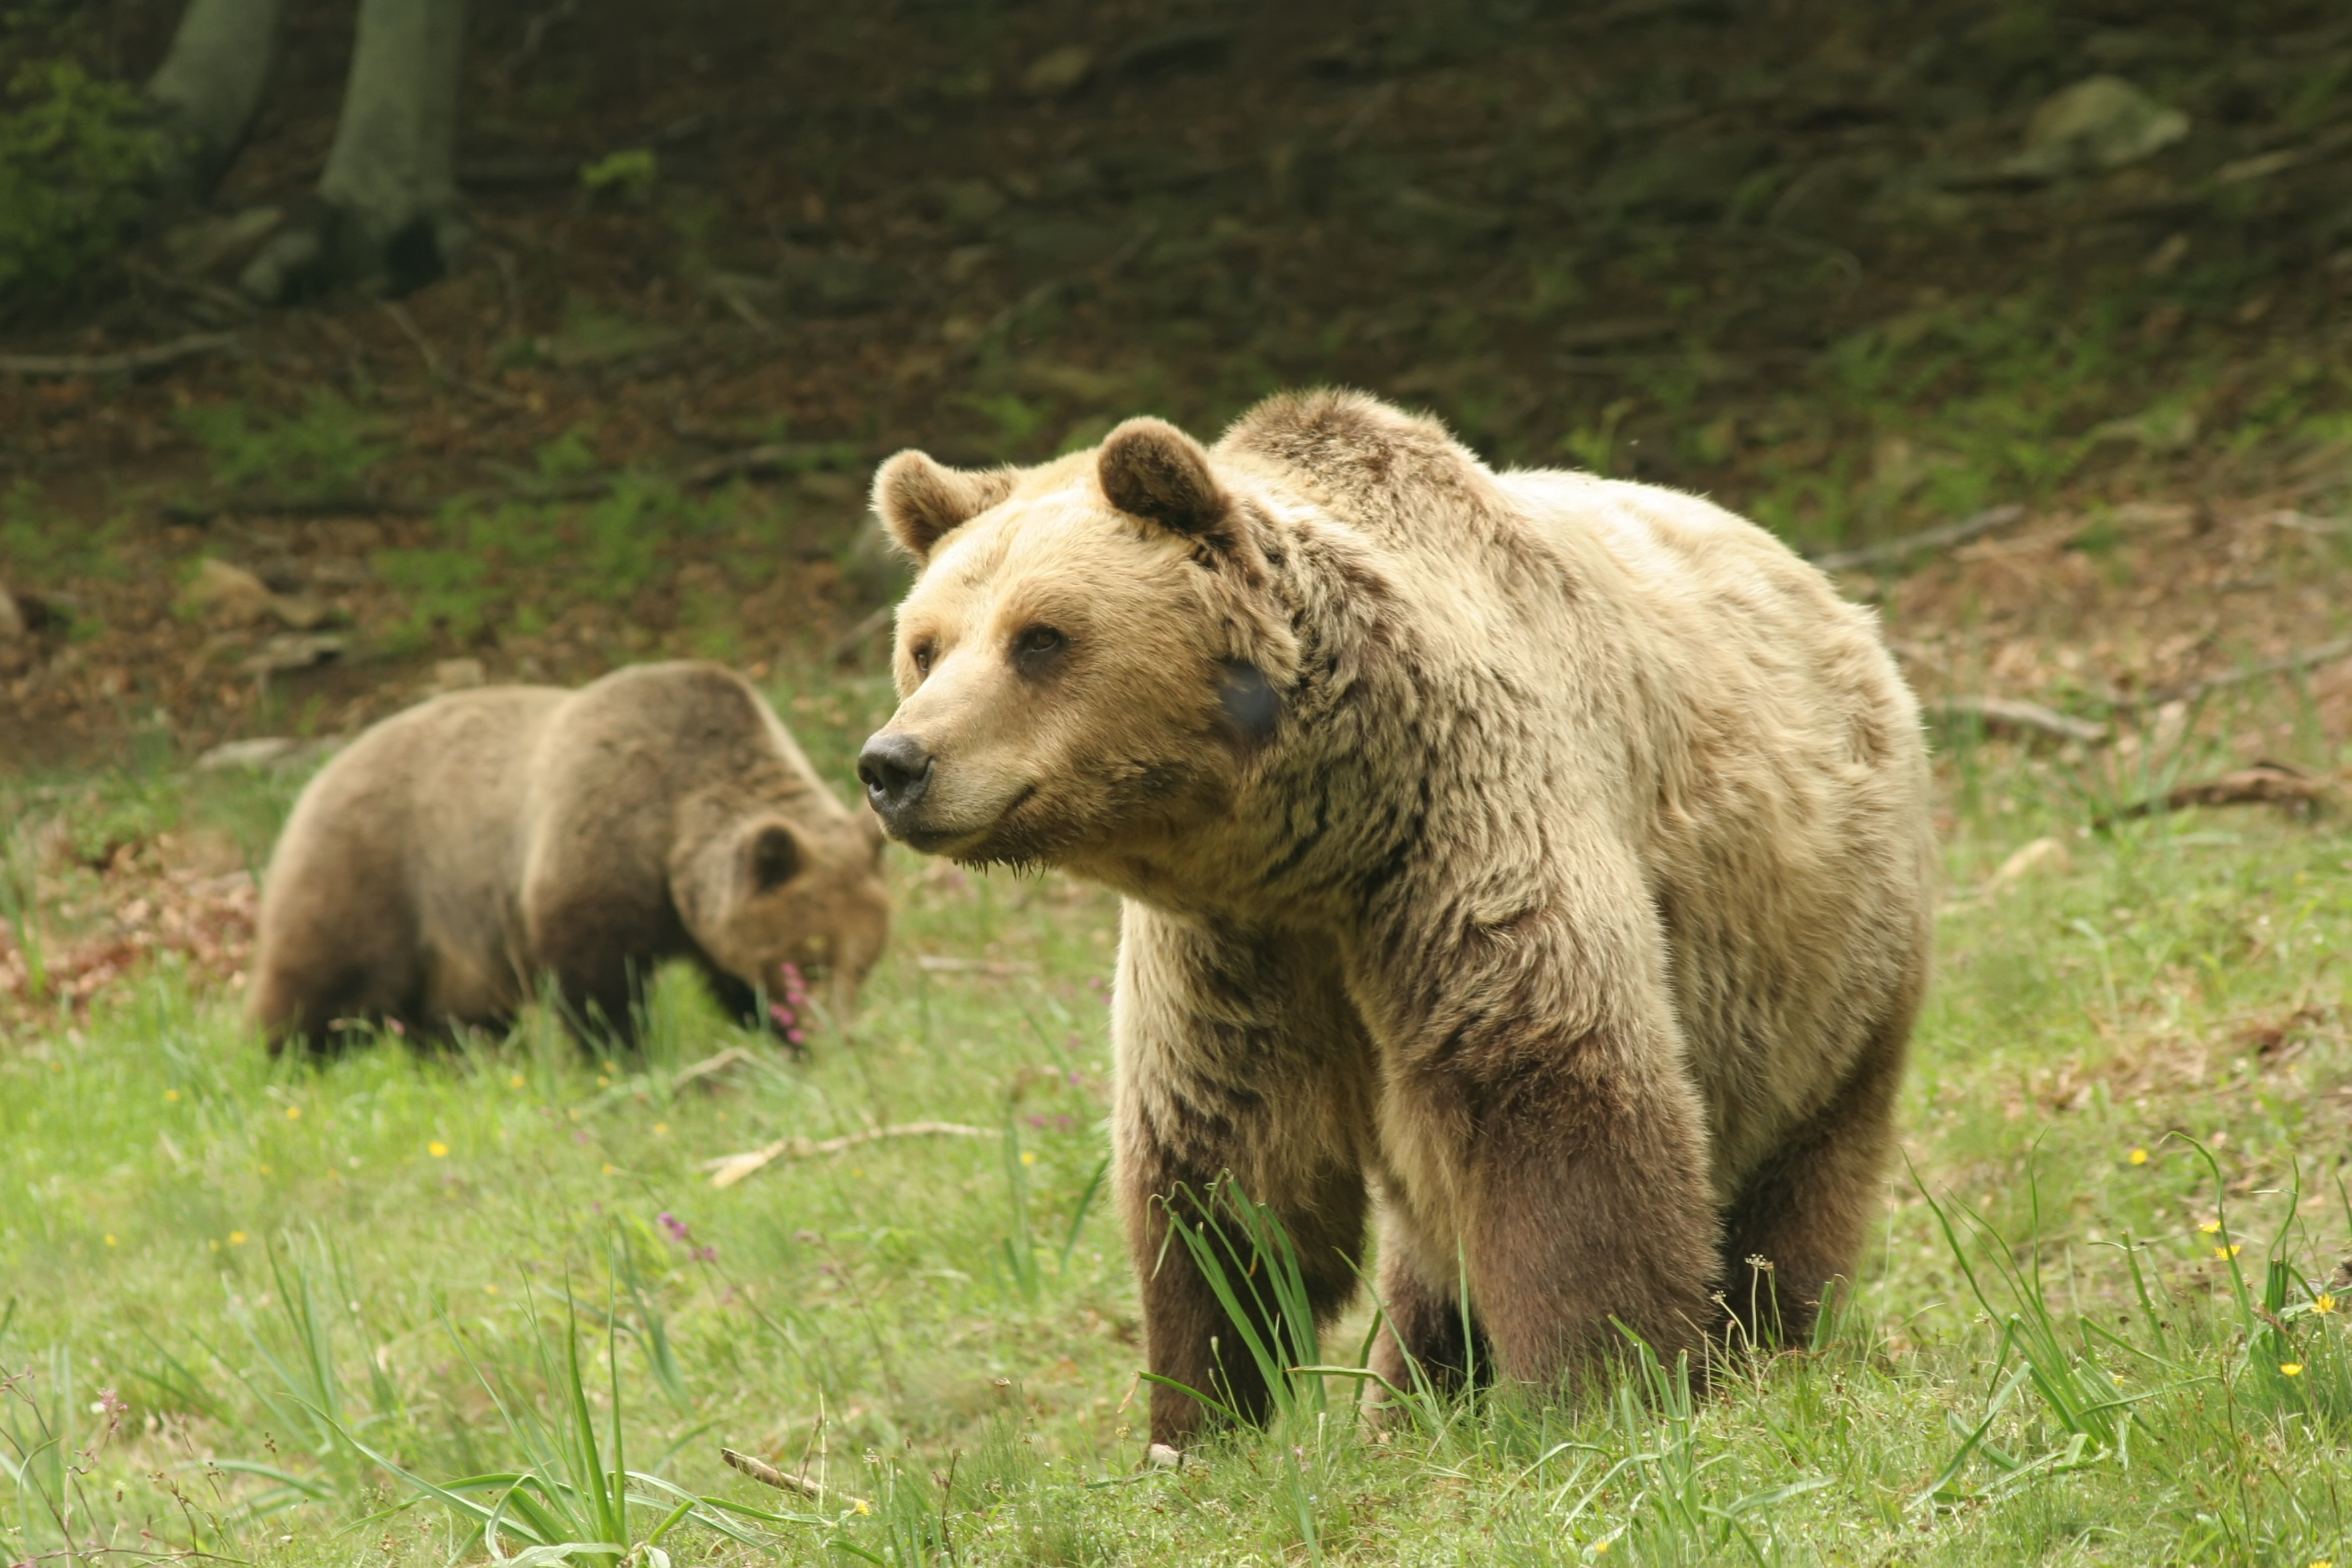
[673, 810, 892, 1021]
[857, 418, 1288, 873]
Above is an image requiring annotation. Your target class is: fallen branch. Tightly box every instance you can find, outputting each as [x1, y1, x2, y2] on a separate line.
[2128, 636, 2352, 710]
[0, 331, 241, 378]
[703, 1120, 993, 1188]
[672, 1046, 757, 1091]
[2101, 763, 2343, 825]
[720, 1447, 870, 1512]
[1928, 695, 2109, 745]
[1810, 504, 2025, 575]
[159, 439, 874, 524]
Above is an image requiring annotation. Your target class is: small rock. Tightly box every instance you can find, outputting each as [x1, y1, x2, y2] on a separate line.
[241, 633, 345, 675]
[2009, 76, 2187, 177]
[268, 592, 340, 631]
[1986, 836, 2073, 895]
[165, 206, 284, 278]
[196, 737, 299, 771]
[181, 558, 275, 625]
[431, 657, 487, 692]
[0, 582, 23, 641]
[939, 178, 1007, 230]
[1021, 45, 1095, 98]
[1146, 1443, 1182, 1469]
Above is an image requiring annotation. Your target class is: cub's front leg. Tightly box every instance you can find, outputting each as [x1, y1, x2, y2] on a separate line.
[1112, 904, 1374, 1451]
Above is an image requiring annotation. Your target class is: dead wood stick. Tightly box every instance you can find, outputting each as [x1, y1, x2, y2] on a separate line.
[0, 332, 240, 378]
[158, 439, 874, 524]
[1928, 694, 2109, 745]
[720, 1447, 870, 1512]
[702, 1120, 994, 1188]
[2100, 763, 2343, 825]
[2125, 637, 2352, 710]
[1809, 503, 2025, 574]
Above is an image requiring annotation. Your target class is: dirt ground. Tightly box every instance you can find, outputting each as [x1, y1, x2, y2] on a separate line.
[3, 0, 2350, 767]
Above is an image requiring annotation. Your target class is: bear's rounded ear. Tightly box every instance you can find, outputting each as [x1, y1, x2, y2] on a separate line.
[746, 822, 803, 891]
[872, 451, 1017, 562]
[1097, 418, 1232, 542]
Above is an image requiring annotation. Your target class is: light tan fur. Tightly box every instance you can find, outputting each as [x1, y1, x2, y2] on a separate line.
[862, 392, 1934, 1448]
[252, 661, 890, 1051]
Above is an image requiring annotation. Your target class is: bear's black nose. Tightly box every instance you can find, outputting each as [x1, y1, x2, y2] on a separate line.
[857, 732, 934, 818]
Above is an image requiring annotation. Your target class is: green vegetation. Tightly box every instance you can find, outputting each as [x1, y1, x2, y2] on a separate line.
[0, 59, 159, 305]
[3, 666, 2349, 1565]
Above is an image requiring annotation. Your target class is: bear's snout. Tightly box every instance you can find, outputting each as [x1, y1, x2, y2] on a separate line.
[858, 731, 935, 823]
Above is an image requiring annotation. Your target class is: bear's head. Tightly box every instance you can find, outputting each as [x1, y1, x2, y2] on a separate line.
[672, 809, 892, 1019]
[857, 418, 1293, 877]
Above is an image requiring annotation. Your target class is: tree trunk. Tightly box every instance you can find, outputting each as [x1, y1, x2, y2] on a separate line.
[144, 0, 291, 201]
[240, 0, 471, 301]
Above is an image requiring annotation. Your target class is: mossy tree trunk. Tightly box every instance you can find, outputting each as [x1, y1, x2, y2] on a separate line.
[149, 0, 473, 301]
[143, 0, 291, 200]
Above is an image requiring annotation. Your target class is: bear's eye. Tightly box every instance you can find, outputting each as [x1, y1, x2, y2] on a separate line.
[911, 641, 935, 676]
[1013, 625, 1066, 661]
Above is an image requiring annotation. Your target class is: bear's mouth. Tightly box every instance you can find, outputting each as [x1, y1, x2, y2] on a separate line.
[899, 783, 1036, 858]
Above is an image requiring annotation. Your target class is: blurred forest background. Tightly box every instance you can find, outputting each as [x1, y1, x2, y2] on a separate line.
[1, 0, 2349, 769]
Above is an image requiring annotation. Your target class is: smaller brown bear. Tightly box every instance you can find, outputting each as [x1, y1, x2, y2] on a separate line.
[251, 661, 890, 1052]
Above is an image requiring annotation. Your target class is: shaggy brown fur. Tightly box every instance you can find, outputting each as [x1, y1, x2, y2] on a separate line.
[861, 392, 1934, 1449]
[253, 661, 890, 1052]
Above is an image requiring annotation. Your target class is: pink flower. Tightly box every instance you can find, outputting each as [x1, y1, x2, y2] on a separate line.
[659, 1212, 690, 1241]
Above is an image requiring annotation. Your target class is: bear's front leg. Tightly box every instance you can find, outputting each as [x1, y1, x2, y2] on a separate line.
[1113, 906, 1374, 1452]
[1366, 896, 1724, 1402]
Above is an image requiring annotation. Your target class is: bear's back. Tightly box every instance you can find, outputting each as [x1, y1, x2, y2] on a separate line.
[1494, 469, 1934, 1190]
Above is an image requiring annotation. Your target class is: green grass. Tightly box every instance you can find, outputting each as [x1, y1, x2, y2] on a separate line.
[3, 668, 2351, 1566]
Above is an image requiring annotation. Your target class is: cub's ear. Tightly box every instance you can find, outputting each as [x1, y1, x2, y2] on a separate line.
[872, 451, 1016, 562]
[1097, 418, 1231, 542]
[745, 821, 803, 891]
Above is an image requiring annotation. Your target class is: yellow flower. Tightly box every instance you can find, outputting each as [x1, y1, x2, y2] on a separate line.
[229, 1231, 248, 1246]
[2200, 1220, 2223, 1234]
[285, 1105, 301, 1120]
[428, 1141, 449, 1158]
[1593, 1543, 1610, 1556]
[2128, 1147, 2148, 1165]
[1021, 1149, 1039, 1166]
[853, 1500, 871, 1516]
[258, 1163, 272, 1175]
[510, 1073, 526, 1089]
[603, 1163, 618, 1175]
[597, 1075, 611, 1087]
[2311, 1558, 2333, 1568]
[2318, 1294, 2339, 1314]
[654, 1123, 669, 1135]
[2282, 1362, 2305, 1377]
[2217, 1244, 2244, 1259]
[485, 1283, 498, 1295]
[165, 1089, 181, 1103]
[104, 1234, 117, 1247]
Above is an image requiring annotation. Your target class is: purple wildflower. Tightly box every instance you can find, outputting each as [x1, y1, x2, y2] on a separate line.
[659, 1211, 690, 1242]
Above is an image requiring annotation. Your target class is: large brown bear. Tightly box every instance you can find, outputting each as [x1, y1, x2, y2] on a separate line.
[858, 392, 1934, 1449]
[252, 661, 890, 1052]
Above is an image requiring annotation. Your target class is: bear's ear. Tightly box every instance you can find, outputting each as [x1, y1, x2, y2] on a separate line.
[1097, 418, 1233, 542]
[745, 822, 803, 891]
[872, 451, 1016, 562]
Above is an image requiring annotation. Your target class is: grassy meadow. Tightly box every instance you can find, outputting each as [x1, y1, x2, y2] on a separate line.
[3, 661, 2351, 1568]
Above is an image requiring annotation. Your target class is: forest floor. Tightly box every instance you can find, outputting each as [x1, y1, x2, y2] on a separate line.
[4, 1, 2352, 1563]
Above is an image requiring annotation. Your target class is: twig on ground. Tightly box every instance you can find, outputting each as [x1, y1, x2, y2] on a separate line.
[0, 332, 241, 378]
[1810, 504, 2025, 574]
[702, 1121, 994, 1188]
[160, 439, 872, 524]
[672, 1046, 757, 1091]
[720, 1447, 871, 1512]
[2099, 763, 2343, 825]
[827, 605, 894, 665]
[1928, 695, 2109, 745]
[2128, 636, 2352, 710]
